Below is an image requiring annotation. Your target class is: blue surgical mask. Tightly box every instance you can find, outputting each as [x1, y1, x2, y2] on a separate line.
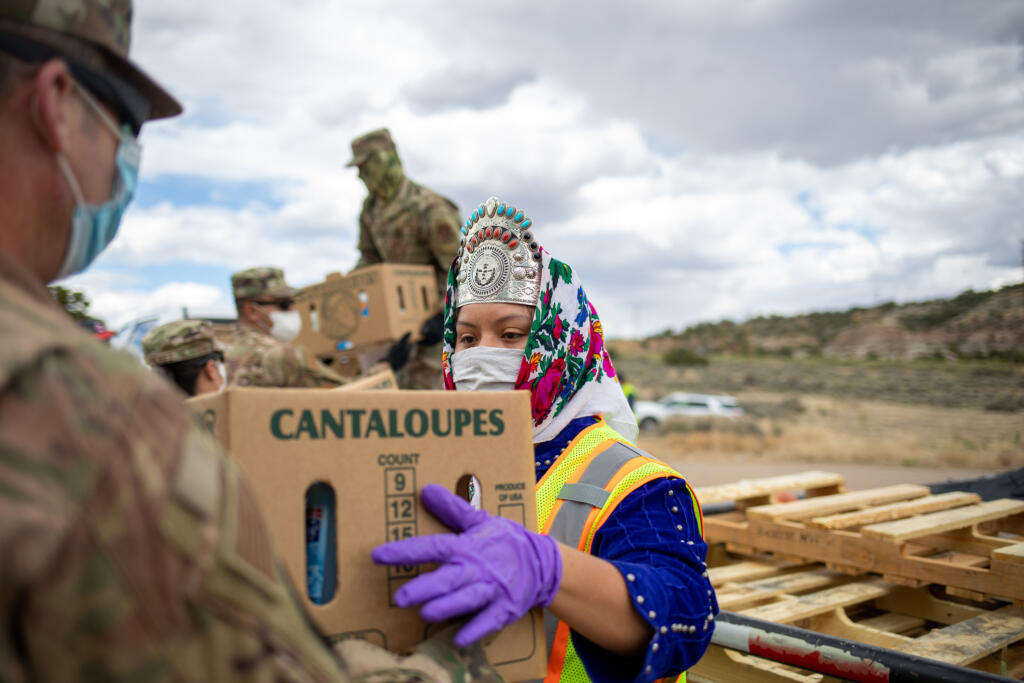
[53, 83, 141, 281]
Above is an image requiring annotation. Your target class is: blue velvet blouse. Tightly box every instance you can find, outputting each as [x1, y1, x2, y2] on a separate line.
[534, 417, 717, 683]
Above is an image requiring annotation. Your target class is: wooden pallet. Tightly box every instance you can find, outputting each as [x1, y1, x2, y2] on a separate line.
[693, 471, 846, 509]
[690, 553, 1024, 682]
[696, 475, 1024, 603]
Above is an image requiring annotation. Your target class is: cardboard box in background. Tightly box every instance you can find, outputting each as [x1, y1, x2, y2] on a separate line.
[320, 349, 362, 378]
[187, 388, 545, 682]
[294, 265, 438, 357]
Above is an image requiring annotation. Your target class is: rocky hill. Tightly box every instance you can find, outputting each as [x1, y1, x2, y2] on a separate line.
[640, 283, 1023, 361]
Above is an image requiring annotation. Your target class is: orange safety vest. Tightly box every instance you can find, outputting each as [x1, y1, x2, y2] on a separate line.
[535, 419, 704, 683]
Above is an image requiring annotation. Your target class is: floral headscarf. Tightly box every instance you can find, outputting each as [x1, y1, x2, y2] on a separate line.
[441, 248, 638, 444]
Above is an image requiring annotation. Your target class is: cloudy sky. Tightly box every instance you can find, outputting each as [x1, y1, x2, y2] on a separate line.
[65, 0, 1024, 338]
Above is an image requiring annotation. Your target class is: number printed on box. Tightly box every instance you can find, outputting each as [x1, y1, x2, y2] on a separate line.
[383, 467, 419, 600]
[387, 497, 415, 523]
[387, 469, 410, 495]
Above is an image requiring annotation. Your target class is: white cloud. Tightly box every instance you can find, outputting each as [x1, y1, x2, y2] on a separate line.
[102, 202, 361, 285]
[62, 1, 1024, 337]
[63, 275, 232, 330]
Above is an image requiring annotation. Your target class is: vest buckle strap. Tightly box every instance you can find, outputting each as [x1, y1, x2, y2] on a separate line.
[556, 482, 611, 508]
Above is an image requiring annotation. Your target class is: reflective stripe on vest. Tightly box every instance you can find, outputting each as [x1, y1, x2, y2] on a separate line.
[536, 419, 703, 683]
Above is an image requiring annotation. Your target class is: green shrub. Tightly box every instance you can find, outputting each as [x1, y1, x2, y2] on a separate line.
[900, 288, 995, 331]
[980, 350, 1024, 363]
[984, 393, 1024, 413]
[743, 397, 805, 419]
[662, 347, 708, 366]
[659, 415, 764, 437]
[659, 416, 713, 434]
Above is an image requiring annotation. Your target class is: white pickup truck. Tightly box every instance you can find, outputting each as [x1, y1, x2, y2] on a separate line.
[634, 392, 744, 432]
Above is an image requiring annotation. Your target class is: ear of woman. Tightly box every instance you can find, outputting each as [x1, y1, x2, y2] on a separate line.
[193, 358, 225, 396]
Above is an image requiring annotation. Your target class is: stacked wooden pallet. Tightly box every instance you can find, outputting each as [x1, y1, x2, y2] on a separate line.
[689, 472, 1024, 682]
[695, 471, 1024, 603]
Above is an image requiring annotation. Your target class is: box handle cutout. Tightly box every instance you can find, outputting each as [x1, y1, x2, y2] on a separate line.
[396, 285, 406, 314]
[421, 285, 429, 311]
[305, 481, 338, 604]
[309, 304, 319, 332]
[455, 474, 483, 511]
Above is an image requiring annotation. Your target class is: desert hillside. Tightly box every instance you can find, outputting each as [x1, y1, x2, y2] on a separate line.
[629, 283, 1023, 361]
[610, 284, 1024, 472]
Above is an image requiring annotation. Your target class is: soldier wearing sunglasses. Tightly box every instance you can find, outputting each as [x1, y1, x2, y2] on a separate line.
[226, 266, 345, 388]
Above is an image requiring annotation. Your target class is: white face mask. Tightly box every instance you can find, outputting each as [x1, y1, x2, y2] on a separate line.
[269, 309, 301, 343]
[216, 361, 228, 393]
[451, 347, 524, 392]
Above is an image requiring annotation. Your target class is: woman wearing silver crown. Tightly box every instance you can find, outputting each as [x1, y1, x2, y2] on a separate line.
[374, 197, 716, 683]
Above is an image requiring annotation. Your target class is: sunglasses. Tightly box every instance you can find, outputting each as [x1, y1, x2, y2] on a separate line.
[253, 298, 295, 311]
[0, 30, 148, 135]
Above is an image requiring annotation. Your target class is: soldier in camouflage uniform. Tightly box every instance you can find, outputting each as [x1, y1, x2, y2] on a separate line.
[0, 4, 500, 682]
[226, 267, 346, 388]
[348, 128, 461, 390]
[142, 319, 227, 397]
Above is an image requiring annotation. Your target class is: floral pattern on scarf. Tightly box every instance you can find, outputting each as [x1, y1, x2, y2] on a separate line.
[442, 248, 635, 442]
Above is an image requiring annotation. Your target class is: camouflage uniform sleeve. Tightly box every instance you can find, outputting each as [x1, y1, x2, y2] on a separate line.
[288, 346, 346, 388]
[423, 198, 462, 300]
[225, 327, 342, 389]
[354, 202, 383, 270]
[0, 351, 346, 682]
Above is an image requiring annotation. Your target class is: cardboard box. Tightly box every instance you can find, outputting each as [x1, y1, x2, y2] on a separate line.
[188, 388, 545, 682]
[321, 340, 393, 380]
[333, 368, 398, 392]
[319, 348, 362, 378]
[294, 265, 438, 356]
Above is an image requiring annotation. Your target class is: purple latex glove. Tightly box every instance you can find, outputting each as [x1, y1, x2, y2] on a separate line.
[371, 483, 563, 647]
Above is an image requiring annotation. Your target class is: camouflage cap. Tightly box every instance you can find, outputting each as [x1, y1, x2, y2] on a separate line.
[142, 320, 225, 367]
[346, 127, 396, 167]
[231, 267, 297, 301]
[0, 0, 182, 123]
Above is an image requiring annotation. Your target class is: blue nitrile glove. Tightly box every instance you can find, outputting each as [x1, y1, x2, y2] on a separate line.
[371, 483, 563, 647]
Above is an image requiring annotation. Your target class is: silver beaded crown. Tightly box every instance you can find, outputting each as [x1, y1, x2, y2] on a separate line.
[455, 196, 542, 308]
